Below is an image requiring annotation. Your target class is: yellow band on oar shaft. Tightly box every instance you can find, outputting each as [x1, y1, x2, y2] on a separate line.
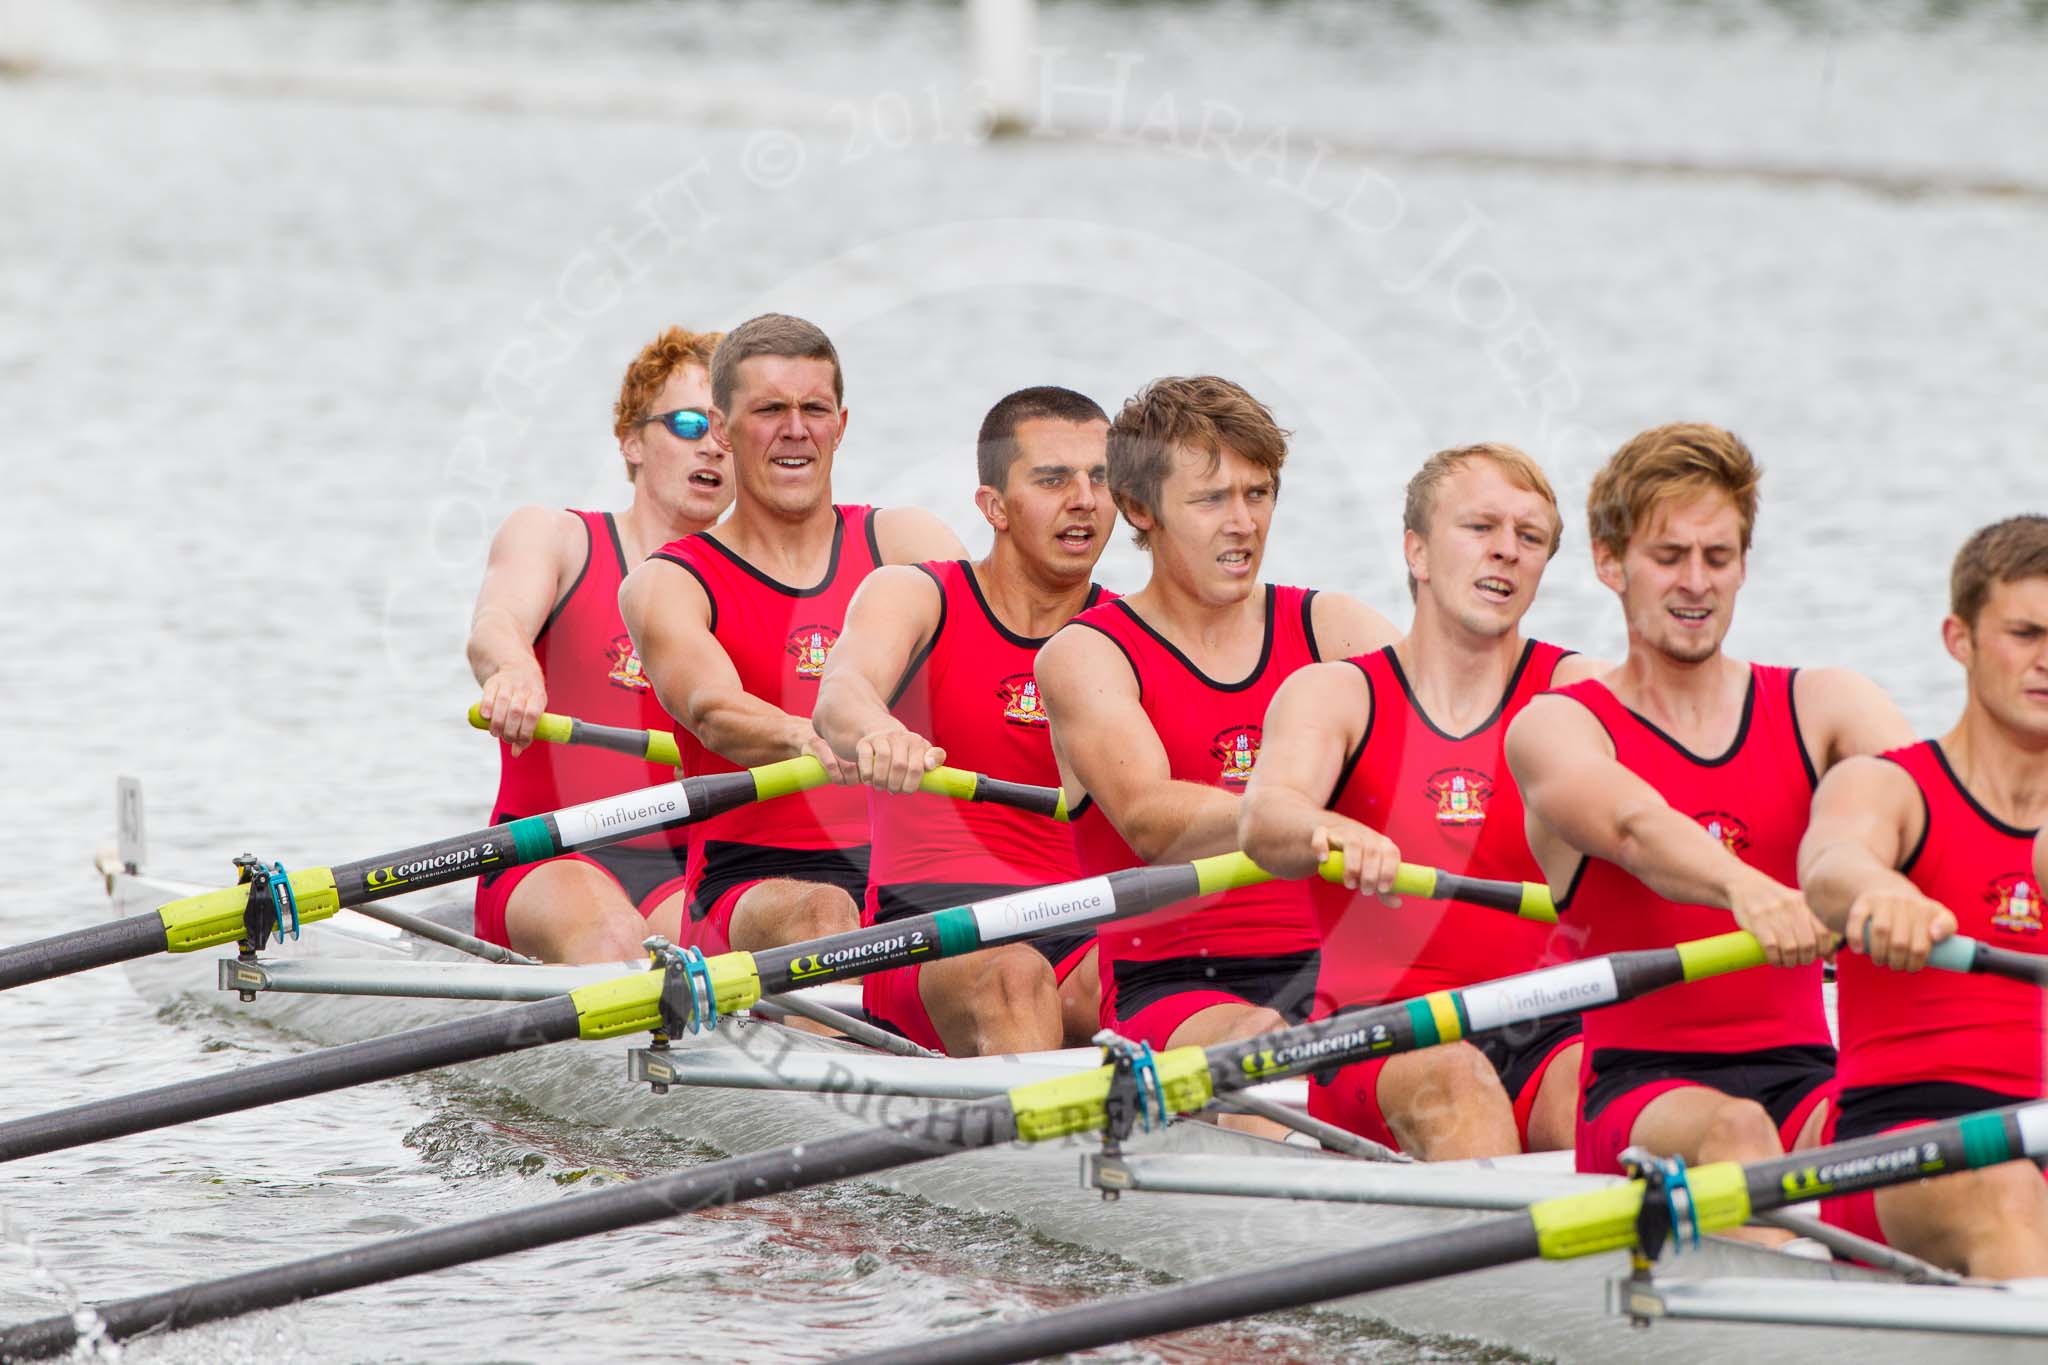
[530, 713, 575, 746]
[1007, 1046, 1214, 1143]
[566, 951, 763, 1040]
[156, 868, 343, 953]
[918, 767, 980, 802]
[1675, 930, 1766, 981]
[1528, 1161, 1751, 1259]
[644, 730, 682, 767]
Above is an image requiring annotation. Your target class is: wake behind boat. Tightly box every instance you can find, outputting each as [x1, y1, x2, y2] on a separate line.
[86, 793, 2046, 1364]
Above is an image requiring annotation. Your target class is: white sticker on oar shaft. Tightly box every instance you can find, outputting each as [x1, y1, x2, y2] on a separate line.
[554, 784, 692, 850]
[1460, 959, 1620, 1032]
[2019, 1103, 2048, 1159]
[973, 877, 1117, 942]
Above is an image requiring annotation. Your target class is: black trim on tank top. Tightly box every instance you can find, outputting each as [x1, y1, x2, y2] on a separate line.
[651, 556, 720, 635]
[963, 559, 1077, 650]
[1072, 619, 1146, 705]
[1386, 638, 1538, 743]
[1930, 739, 2041, 840]
[601, 512, 631, 577]
[1300, 588, 1322, 662]
[1552, 855, 1590, 912]
[1887, 752, 1934, 877]
[863, 506, 884, 568]
[1608, 672, 1758, 768]
[1785, 667, 1822, 790]
[1108, 583, 1277, 693]
[886, 563, 951, 709]
[1067, 793, 1094, 820]
[695, 506, 849, 597]
[535, 512, 595, 646]
[1320, 661, 1376, 808]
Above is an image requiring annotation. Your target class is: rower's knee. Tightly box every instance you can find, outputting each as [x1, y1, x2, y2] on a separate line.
[733, 880, 856, 952]
[976, 949, 1056, 1021]
[1698, 1097, 1781, 1163]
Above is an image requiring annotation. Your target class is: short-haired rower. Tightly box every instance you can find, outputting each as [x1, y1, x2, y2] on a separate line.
[468, 326, 732, 962]
[1505, 423, 1913, 1204]
[620, 314, 963, 957]
[814, 387, 1116, 1055]
[1240, 442, 1603, 1159]
[1798, 514, 2048, 1276]
[1036, 376, 1399, 1067]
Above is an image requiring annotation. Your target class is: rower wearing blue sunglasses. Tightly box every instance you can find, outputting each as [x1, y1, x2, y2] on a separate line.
[465, 324, 736, 966]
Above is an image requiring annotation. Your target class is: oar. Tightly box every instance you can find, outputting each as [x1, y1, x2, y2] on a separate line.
[0, 928, 1778, 1356]
[469, 704, 1071, 820]
[836, 1098, 2048, 1365]
[1929, 932, 2048, 985]
[0, 758, 827, 994]
[0, 854, 1269, 1164]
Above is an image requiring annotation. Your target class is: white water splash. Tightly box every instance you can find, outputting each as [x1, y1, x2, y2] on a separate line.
[0, 1203, 121, 1364]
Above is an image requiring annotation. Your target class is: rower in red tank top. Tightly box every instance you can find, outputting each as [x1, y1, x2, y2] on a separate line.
[467, 326, 733, 962]
[1037, 376, 1398, 1075]
[1507, 423, 1911, 1213]
[1800, 516, 2048, 1275]
[621, 315, 965, 959]
[1242, 444, 1599, 1159]
[815, 386, 1120, 1055]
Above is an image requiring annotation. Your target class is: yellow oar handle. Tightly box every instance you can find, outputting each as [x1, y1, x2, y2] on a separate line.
[470, 707, 1070, 820]
[467, 705, 683, 768]
[1316, 855, 1558, 924]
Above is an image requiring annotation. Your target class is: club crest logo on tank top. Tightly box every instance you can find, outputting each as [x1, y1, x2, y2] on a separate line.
[785, 624, 840, 681]
[605, 632, 652, 692]
[1209, 724, 1262, 786]
[1694, 810, 1752, 854]
[1423, 766, 1493, 828]
[996, 674, 1048, 727]
[1989, 874, 2042, 935]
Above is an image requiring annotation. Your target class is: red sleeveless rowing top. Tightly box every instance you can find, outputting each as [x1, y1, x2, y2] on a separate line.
[1836, 740, 2045, 1096]
[1551, 666, 1829, 1055]
[1311, 640, 1573, 1010]
[651, 506, 880, 874]
[1068, 585, 1323, 962]
[490, 510, 681, 848]
[865, 561, 1110, 904]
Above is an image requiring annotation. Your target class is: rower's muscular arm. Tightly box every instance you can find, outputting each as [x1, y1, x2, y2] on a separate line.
[618, 559, 843, 773]
[871, 506, 967, 565]
[1793, 667, 1915, 773]
[1306, 590, 1400, 659]
[814, 567, 946, 793]
[1799, 756, 1952, 971]
[1506, 694, 1825, 966]
[1239, 663, 1400, 894]
[1038, 624, 1240, 864]
[467, 506, 582, 754]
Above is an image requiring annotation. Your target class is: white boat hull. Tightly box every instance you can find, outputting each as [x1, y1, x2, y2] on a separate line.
[103, 870, 2041, 1363]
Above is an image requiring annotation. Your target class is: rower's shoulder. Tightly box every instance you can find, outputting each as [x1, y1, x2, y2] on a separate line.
[869, 504, 966, 564]
[849, 562, 947, 617]
[1303, 588, 1399, 658]
[1548, 650, 1612, 687]
[1039, 614, 1135, 691]
[484, 505, 589, 582]
[1788, 664, 1914, 763]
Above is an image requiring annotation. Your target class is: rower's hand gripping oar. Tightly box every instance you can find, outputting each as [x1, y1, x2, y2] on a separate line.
[0, 758, 832, 993]
[0, 923, 1863, 1359]
[469, 704, 1072, 820]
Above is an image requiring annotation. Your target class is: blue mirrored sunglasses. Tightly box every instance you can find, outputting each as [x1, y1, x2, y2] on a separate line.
[641, 407, 711, 440]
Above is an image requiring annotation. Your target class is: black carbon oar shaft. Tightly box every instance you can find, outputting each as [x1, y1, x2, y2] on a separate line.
[840, 1218, 1542, 1365]
[0, 998, 581, 1163]
[0, 913, 174, 992]
[0, 1096, 1018, 1362]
